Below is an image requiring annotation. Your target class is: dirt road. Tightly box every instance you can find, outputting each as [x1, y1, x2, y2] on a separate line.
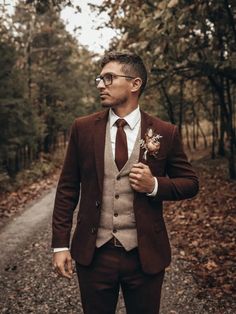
[0, 188, 225, 313]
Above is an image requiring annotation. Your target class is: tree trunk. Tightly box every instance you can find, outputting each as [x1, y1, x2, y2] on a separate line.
[226, 79, 236, 179]
[185, 123, 191, 151]
[178, 80, 183, 137]
[197, 119, 208, 148]
[192, 118, 196, 150]
[208, 75, 235, 179]
[211, 122, 216, 159]
[160, 84, 176, 124]
[218, 79, 226, 156]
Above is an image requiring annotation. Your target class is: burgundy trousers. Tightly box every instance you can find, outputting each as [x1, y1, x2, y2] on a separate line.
[76, 242, 165, 314]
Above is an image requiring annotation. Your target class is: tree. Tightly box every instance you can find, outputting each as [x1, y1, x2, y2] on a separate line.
[0, 37, 41, 176]
[94, 0, 236, 179]
[0, 0, 98, 179]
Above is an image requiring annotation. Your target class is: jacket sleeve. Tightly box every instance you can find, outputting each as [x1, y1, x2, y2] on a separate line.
[52, 120, 81, 248]
[154, 126, 199, 201]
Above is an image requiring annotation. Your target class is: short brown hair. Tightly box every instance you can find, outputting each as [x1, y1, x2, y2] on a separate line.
[101, 51, 147, 96]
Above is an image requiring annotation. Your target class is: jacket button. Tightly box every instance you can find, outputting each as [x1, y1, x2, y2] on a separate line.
[115, 194, 119, 199]
[113, 229, 117, 233]
[95, 200, 101, 208]
[114, 212, 118, 217]
[91, 227, 97, 234]
[116, 175, 121, 180]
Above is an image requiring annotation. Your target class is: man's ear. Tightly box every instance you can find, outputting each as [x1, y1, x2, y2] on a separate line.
[131, 78, 142, 94]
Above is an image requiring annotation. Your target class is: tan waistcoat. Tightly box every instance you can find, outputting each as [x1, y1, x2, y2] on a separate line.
[96, 121, 141, 251]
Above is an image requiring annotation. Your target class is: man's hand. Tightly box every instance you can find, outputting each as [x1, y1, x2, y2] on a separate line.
[129, 162, 155, 193]
[52, 251, 73, 279]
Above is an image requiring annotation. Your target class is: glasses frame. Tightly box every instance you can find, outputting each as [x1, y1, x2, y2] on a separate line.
[95, 73, 136, 87]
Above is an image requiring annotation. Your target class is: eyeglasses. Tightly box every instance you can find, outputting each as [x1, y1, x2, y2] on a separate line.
[95, 73, 136, 87]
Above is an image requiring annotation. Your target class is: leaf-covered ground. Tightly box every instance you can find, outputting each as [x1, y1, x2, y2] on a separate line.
[0, 156, 235, 311]
[0, 170, 60, 230]
[165, 157, 236, 310]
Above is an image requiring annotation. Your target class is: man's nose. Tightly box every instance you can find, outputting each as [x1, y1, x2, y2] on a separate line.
[97, 79, 106, 89]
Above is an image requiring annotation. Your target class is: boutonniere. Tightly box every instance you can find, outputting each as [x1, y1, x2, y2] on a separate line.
[140, 128, 163, 160]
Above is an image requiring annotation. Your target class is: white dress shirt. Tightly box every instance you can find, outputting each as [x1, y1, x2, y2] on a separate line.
[53, 107, 158, 252]
[109, 106, 141, 158]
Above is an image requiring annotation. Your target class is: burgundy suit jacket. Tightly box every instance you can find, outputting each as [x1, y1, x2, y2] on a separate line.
[52, 109, 199, 274]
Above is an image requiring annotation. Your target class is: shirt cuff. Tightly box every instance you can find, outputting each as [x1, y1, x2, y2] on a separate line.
[53, 247, 69, 253]
[146, 177, 158, 197]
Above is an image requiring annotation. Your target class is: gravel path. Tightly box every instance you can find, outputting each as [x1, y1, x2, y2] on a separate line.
[0, 189, 228, 313]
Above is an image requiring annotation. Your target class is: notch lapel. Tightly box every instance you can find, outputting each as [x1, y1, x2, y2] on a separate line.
[133, 110, 154, 210]
[138, 110, 154, 162]
[94, 110, 109, 193]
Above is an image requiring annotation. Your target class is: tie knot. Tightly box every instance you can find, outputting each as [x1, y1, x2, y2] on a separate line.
[116, 119, 127, 128]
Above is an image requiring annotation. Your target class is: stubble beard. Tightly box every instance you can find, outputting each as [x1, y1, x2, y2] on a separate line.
[101, 95, 128, 109]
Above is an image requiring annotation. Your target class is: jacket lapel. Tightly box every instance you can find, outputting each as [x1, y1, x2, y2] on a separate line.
[94, 109, 109, 193]
[93, 109, 153, 193]
[138, 110, 154, 162]
[133, 110, 154, 210]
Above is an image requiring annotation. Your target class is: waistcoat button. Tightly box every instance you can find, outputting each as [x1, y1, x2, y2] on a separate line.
[114, 212, 118, 217]
[115, 194, 119, 199]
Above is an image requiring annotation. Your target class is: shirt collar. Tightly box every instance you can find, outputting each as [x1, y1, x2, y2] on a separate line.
[109, 106, 141, 130]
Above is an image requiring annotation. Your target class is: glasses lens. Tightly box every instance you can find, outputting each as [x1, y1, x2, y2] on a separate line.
[95, 74, 113, 86]
[103, 74, 112, 86]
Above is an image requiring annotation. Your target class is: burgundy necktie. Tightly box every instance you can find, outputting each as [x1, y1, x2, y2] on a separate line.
[115, 119, 128, 170]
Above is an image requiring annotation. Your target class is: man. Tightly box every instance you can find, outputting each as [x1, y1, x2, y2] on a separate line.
[52, 51, 199, 314]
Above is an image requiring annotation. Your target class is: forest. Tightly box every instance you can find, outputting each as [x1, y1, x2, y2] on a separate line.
[0, 1, 235, 312]
[0, 0, 235, 187]
[0, 0, 99, 189]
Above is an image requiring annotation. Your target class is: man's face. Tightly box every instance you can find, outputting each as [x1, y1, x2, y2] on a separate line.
[96, 61, 134, 109]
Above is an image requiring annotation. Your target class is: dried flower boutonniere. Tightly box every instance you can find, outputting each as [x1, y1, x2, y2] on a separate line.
[140, 128, 163, 160]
